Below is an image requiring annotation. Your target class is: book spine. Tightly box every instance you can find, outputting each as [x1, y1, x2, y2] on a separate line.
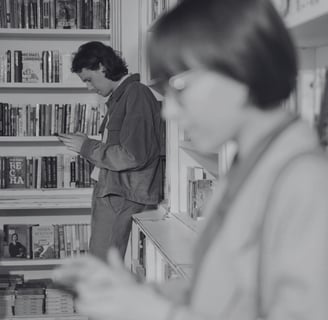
[58, 224, 66, 258]
[14, 50, 22, 83]
[6, 50, 11, 83]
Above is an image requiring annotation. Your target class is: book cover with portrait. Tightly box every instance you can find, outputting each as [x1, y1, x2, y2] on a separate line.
[3, 224, 32, 259]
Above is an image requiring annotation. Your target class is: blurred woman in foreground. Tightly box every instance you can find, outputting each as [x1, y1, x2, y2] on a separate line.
[53, 0, 328, 319]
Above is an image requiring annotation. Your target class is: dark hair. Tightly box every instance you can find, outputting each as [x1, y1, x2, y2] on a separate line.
[148, 0, 298, 109]
[11, 233, 18, 239]
[72, 41, 128, 81]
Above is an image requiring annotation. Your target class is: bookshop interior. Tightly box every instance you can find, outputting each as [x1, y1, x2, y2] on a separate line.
[1, 0, 328, 320]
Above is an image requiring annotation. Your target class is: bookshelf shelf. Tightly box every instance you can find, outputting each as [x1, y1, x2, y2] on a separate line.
[0, 188, 93, 196]
[3, 315, 88, 320]
[0, 258, 64, 267]
[0, 28, 111, 40]
[0, 83, 88, 90]
[133, 210, 196, 267]
[0, 188, 93, 210]
[0, 136, 101, 143]
[286, 2, 328, 47]
[286, 1, 328, 28]
[131, 209, 196, 281]
[179, 140, 219, 178]
[0, 199, 91, 210]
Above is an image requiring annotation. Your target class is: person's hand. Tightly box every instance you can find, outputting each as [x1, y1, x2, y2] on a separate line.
[53, 249, 134, 289]
[76, 249, 172, 320]
[57, 132, 87, 153]
[53, 249, 172, 320]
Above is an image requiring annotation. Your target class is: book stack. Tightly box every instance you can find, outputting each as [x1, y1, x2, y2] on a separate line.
[0, 274, 24, 287]
[14, 282, 45, 316]
[45, 286, 75, 315]
[0, 276, 20, 318]
[0, 287, 15, 317]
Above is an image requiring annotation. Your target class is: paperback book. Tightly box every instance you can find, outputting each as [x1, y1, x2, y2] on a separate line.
[31, 225, 55, 259]
[55, 0, 77, 29]
[22, 52, 42, 83]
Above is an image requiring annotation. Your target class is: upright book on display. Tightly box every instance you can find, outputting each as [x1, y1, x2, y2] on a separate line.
[55, 0, 77, 29]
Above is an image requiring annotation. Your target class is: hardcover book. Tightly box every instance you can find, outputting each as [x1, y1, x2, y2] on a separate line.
[3, 224, 31, 259]
[6, 156, 27, 188]
[31, 225, 55, 259]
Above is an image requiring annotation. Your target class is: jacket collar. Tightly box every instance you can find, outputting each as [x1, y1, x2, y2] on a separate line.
[110, 73, 141, 102]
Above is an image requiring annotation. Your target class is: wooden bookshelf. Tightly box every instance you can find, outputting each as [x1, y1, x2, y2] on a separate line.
[131, 209, 197, 281]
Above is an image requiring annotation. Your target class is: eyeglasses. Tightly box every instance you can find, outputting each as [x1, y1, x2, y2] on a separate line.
[150, 70, 193, 97]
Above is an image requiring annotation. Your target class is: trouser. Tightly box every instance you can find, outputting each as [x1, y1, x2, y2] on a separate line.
[89, 193, 151, 261]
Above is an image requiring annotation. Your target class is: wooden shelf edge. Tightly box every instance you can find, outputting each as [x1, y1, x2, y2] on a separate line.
[0, 83, 86, 89]
[170, 211, 200, 233]
[2, 315, 88, 320]
[133, 210, 196, 266]
[286, 2, 328, 29]
[0, 188, 93, 196]
[0, 28, 111, 39]
[0, 135, 101, 142]
[0, 258, 63, 267]
[180, 142, 219, 178]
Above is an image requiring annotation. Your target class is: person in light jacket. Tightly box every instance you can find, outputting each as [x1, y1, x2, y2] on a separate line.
[53, 1, 328, 320]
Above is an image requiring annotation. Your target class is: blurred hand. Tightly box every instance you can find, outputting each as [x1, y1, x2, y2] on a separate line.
[53, 248, 172, 320]
[57, 132, 87, 153]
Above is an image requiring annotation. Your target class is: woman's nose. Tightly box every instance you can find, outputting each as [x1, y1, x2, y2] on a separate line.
[86, 83, 94, 91]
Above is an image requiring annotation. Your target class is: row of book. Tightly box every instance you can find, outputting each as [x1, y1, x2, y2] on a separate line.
[187, 166, 214, 220]
[0, 0, 110, 29]
[0, 276, 84, 317]
[0, 50, 81, 84]
[0, 155, 95, 189]
[0, 102, 104, 137]
[1, 223, 91, 260]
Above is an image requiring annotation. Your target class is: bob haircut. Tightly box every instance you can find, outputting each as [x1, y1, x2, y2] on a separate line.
[71, 41, 128, 81]
[148, 0, 297, 109]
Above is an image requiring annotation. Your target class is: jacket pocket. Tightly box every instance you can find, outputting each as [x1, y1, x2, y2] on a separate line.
[106, 194, 126, 215]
